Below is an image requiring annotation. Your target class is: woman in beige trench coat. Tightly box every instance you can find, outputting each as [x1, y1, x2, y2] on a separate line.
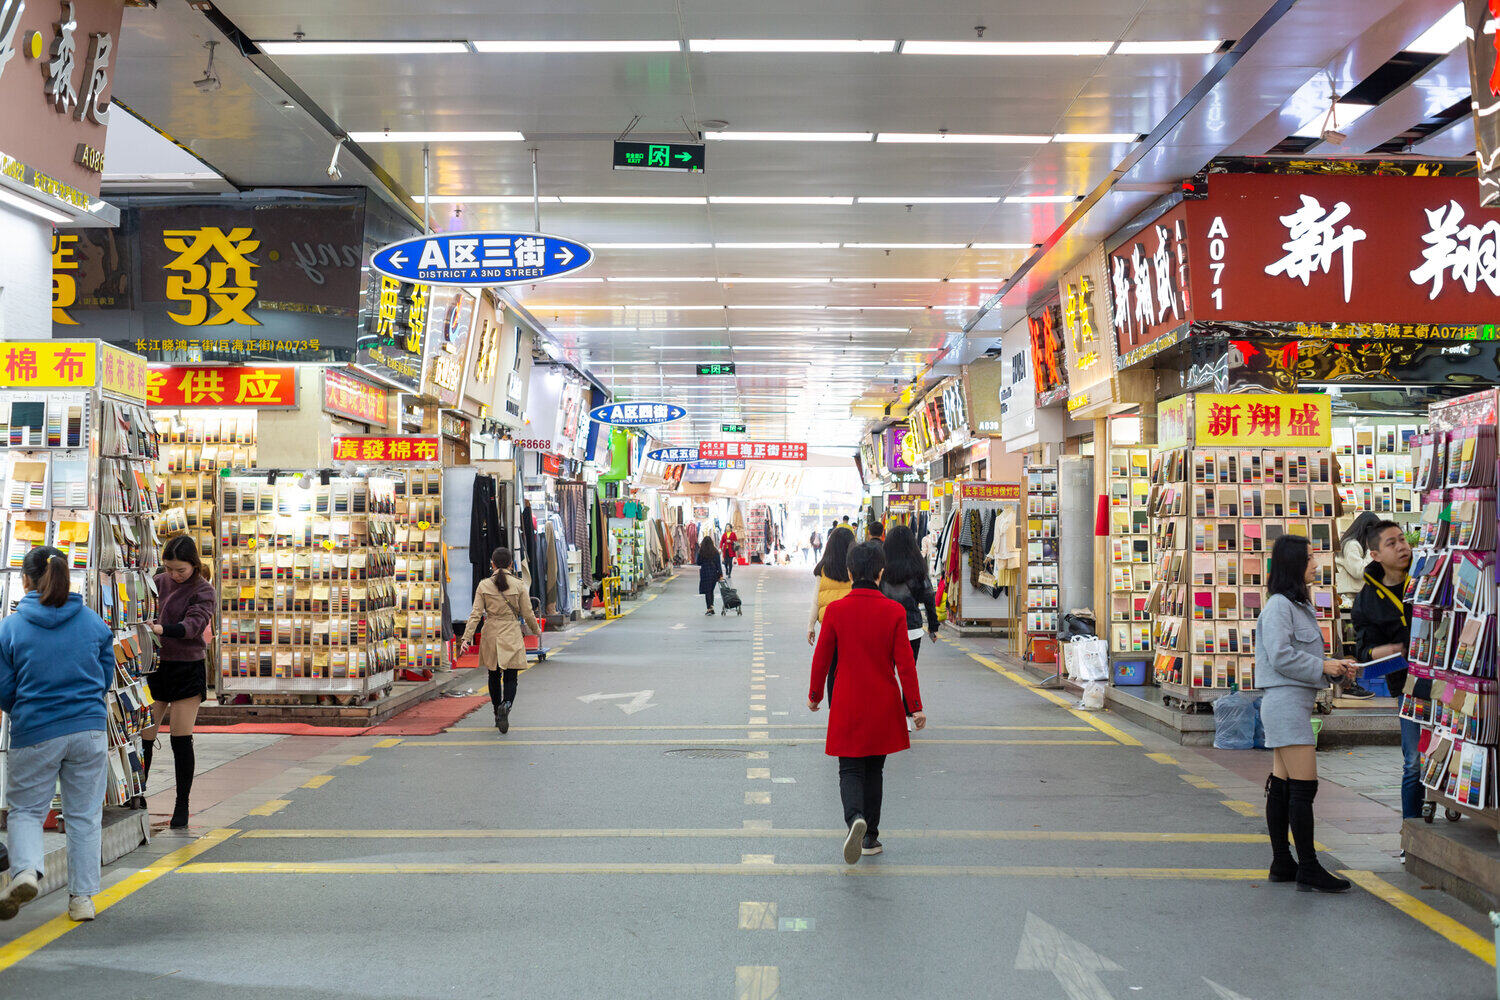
[458, 548, 541, 734]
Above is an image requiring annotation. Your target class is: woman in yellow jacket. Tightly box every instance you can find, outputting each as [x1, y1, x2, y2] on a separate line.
[458, 548, 542, 734]
[807, 526, 856, 702]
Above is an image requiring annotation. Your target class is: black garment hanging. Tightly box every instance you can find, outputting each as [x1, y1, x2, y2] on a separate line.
[522, 501, 543, 604]
[469, 475, 503, 602]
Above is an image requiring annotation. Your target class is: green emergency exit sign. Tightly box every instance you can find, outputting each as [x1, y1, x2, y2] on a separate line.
[721, 423, 746, 433]
[613, 141, 706, 173]
[697, 362, 736, 376]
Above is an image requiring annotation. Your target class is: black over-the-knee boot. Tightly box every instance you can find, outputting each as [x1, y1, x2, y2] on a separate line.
[169, 735, 195, 829]
[1265, 775, 1296, 882]
[1287, 778, 1349, 893]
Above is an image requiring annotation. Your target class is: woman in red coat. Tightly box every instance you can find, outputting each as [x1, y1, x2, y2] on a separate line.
[808, 541, 926, 865]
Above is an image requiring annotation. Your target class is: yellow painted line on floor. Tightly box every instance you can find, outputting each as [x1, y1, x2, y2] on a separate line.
[745, 791, 771, 805]
[1343, 870, 1495, 967]
[1146, 752, 1181, 766]
[1180, 774, 1220, 790]
[236, 827, 1274, 844]
[301, 775, 335, 790]
[342, 755, 371, 766]
[175, 861, 1268, 880]
[747, 751, 770, 760]
[736, 965, 780, 999]
[747, 768, 770, 780]
[246, 799, 291, 816]
[749, 717, 768, 725]
[0, 828, 238, 974]
[963, 651, 1143, 746]
[739, 901, 778, 930]
[1220, 800, 1260, 817]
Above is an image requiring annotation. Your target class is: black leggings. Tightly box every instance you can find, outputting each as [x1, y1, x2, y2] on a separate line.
[487, 668, 520, 707]
[705, 592, 715, 610]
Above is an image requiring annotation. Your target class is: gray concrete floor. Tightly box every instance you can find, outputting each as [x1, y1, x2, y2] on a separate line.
[1, 564, 1494, 999]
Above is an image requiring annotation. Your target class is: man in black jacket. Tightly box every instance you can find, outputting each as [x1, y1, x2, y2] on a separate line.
[1350, 519, 1423, 820]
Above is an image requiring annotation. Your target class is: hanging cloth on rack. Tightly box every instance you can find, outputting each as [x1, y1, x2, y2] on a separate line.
[469, 476, 502, 601]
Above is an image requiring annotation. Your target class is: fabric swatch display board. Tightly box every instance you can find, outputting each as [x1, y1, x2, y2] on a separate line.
[953, 482, 1019, 627]
[1147, 393, 1340, 707]
[1401, 389, 1499, 823]
[1, 359, 160, 809]
[1108, 444, 1156, 664]
[216, 475, 400, 702]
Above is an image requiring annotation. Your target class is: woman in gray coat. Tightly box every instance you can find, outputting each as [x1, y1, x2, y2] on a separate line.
[1255, 534, 1357, 893]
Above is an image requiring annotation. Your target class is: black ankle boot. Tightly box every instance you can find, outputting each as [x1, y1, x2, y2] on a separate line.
[169, 735, 194, 829]
[1265, 775, 1296, 882]
[497, 701, 511, 735]
[128, 738, 156, 810]
[1287, 778, 1350, 893]
[493, 701, 503, 729]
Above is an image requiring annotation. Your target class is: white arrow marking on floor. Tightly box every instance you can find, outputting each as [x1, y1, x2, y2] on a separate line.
[1203, 979, 1254, 1000]
[670, 623, 686, 630]
[1014, 912, 1123, 1000]
[577, 690, 657, 715]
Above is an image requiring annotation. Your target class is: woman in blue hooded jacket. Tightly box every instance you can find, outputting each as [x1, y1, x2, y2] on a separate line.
[0, 546, 115, 923]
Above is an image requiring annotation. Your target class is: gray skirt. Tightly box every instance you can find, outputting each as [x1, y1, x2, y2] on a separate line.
[1260, 685, 1319, 748]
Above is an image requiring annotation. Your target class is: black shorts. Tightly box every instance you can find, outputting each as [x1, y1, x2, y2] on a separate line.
[146, 658, 208, 703]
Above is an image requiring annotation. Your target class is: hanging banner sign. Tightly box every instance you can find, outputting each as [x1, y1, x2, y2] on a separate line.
[960, 482, 1021, 501]
[689, 459, 746, 470]
[323, 368, 389, 425]
[699, 441, 807, 461]
[648, 447, 699, 463]
[1, 341, 146, 401]
[370, 231, 593, 287]
[1158, 394, 1191, 450]
[147, 366, 297, 408]
[589, 401, 686, 426]
[1464, 0, 1500, 207]
[331, 435, 441, 463]
[1192, 392, 1331, 448]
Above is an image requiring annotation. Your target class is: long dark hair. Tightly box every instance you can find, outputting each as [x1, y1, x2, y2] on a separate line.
[1267, 533, 1311, 605]
[697, 536, 718, 562]
[163, 534, 208, 579]
[815, 525, 855, 582]
[22, 545, 70, 607]
[882, 524, 925, 586]
[491, 547, 515, 593]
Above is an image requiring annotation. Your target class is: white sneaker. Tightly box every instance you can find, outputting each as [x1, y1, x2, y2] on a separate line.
[843, 817, 867, 865]
[68, 895, 96, 922]
[0, 870, 40, 920]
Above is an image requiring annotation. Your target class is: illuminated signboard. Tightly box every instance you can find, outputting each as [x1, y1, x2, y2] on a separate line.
[612, 141, 706, 173]
[721, 423, 746, 433]
[697, 362, 736, 376]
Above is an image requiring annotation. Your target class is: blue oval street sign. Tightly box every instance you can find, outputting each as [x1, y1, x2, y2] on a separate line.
[647, 447, 699, 463]
[589, 402, 687, 426]
[370, 231, 593, 287]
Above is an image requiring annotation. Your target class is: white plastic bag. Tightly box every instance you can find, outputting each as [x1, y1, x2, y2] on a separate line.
[1080, 680, 1107, 710]
[1065, 637, 1110, 682]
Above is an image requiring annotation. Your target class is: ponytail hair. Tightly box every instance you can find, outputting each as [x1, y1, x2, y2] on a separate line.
[162, 534, 208, 579]
[491, 548, 514, 593]
[22, 545, 71, 607]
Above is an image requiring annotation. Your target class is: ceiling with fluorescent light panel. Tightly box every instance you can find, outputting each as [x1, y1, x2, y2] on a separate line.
[105, 0, 1474, 447]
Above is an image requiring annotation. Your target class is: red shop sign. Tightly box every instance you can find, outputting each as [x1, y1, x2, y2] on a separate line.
[147, 366, 297, 408]
[331, 436, 440, 463]
[699, 441, 807, 461]
[1109, 202, 1193, 368]
[323, 368, 388, 425]
[1188, 173, 1500, 326]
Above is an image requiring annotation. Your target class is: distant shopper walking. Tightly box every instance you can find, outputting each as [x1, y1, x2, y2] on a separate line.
[882, 524, 940, 663]
[0, 546, 115, 923]
[809, 530, 822, 566]
[458, 548, 542, 734]
[808, 525, 856, 701]
[808, 541, 925, 864]
[719, 526, 739, 581]
[696, 536, 724, 615]
[143, 535, 215, 829]
[1256, 533, 1357, 893]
